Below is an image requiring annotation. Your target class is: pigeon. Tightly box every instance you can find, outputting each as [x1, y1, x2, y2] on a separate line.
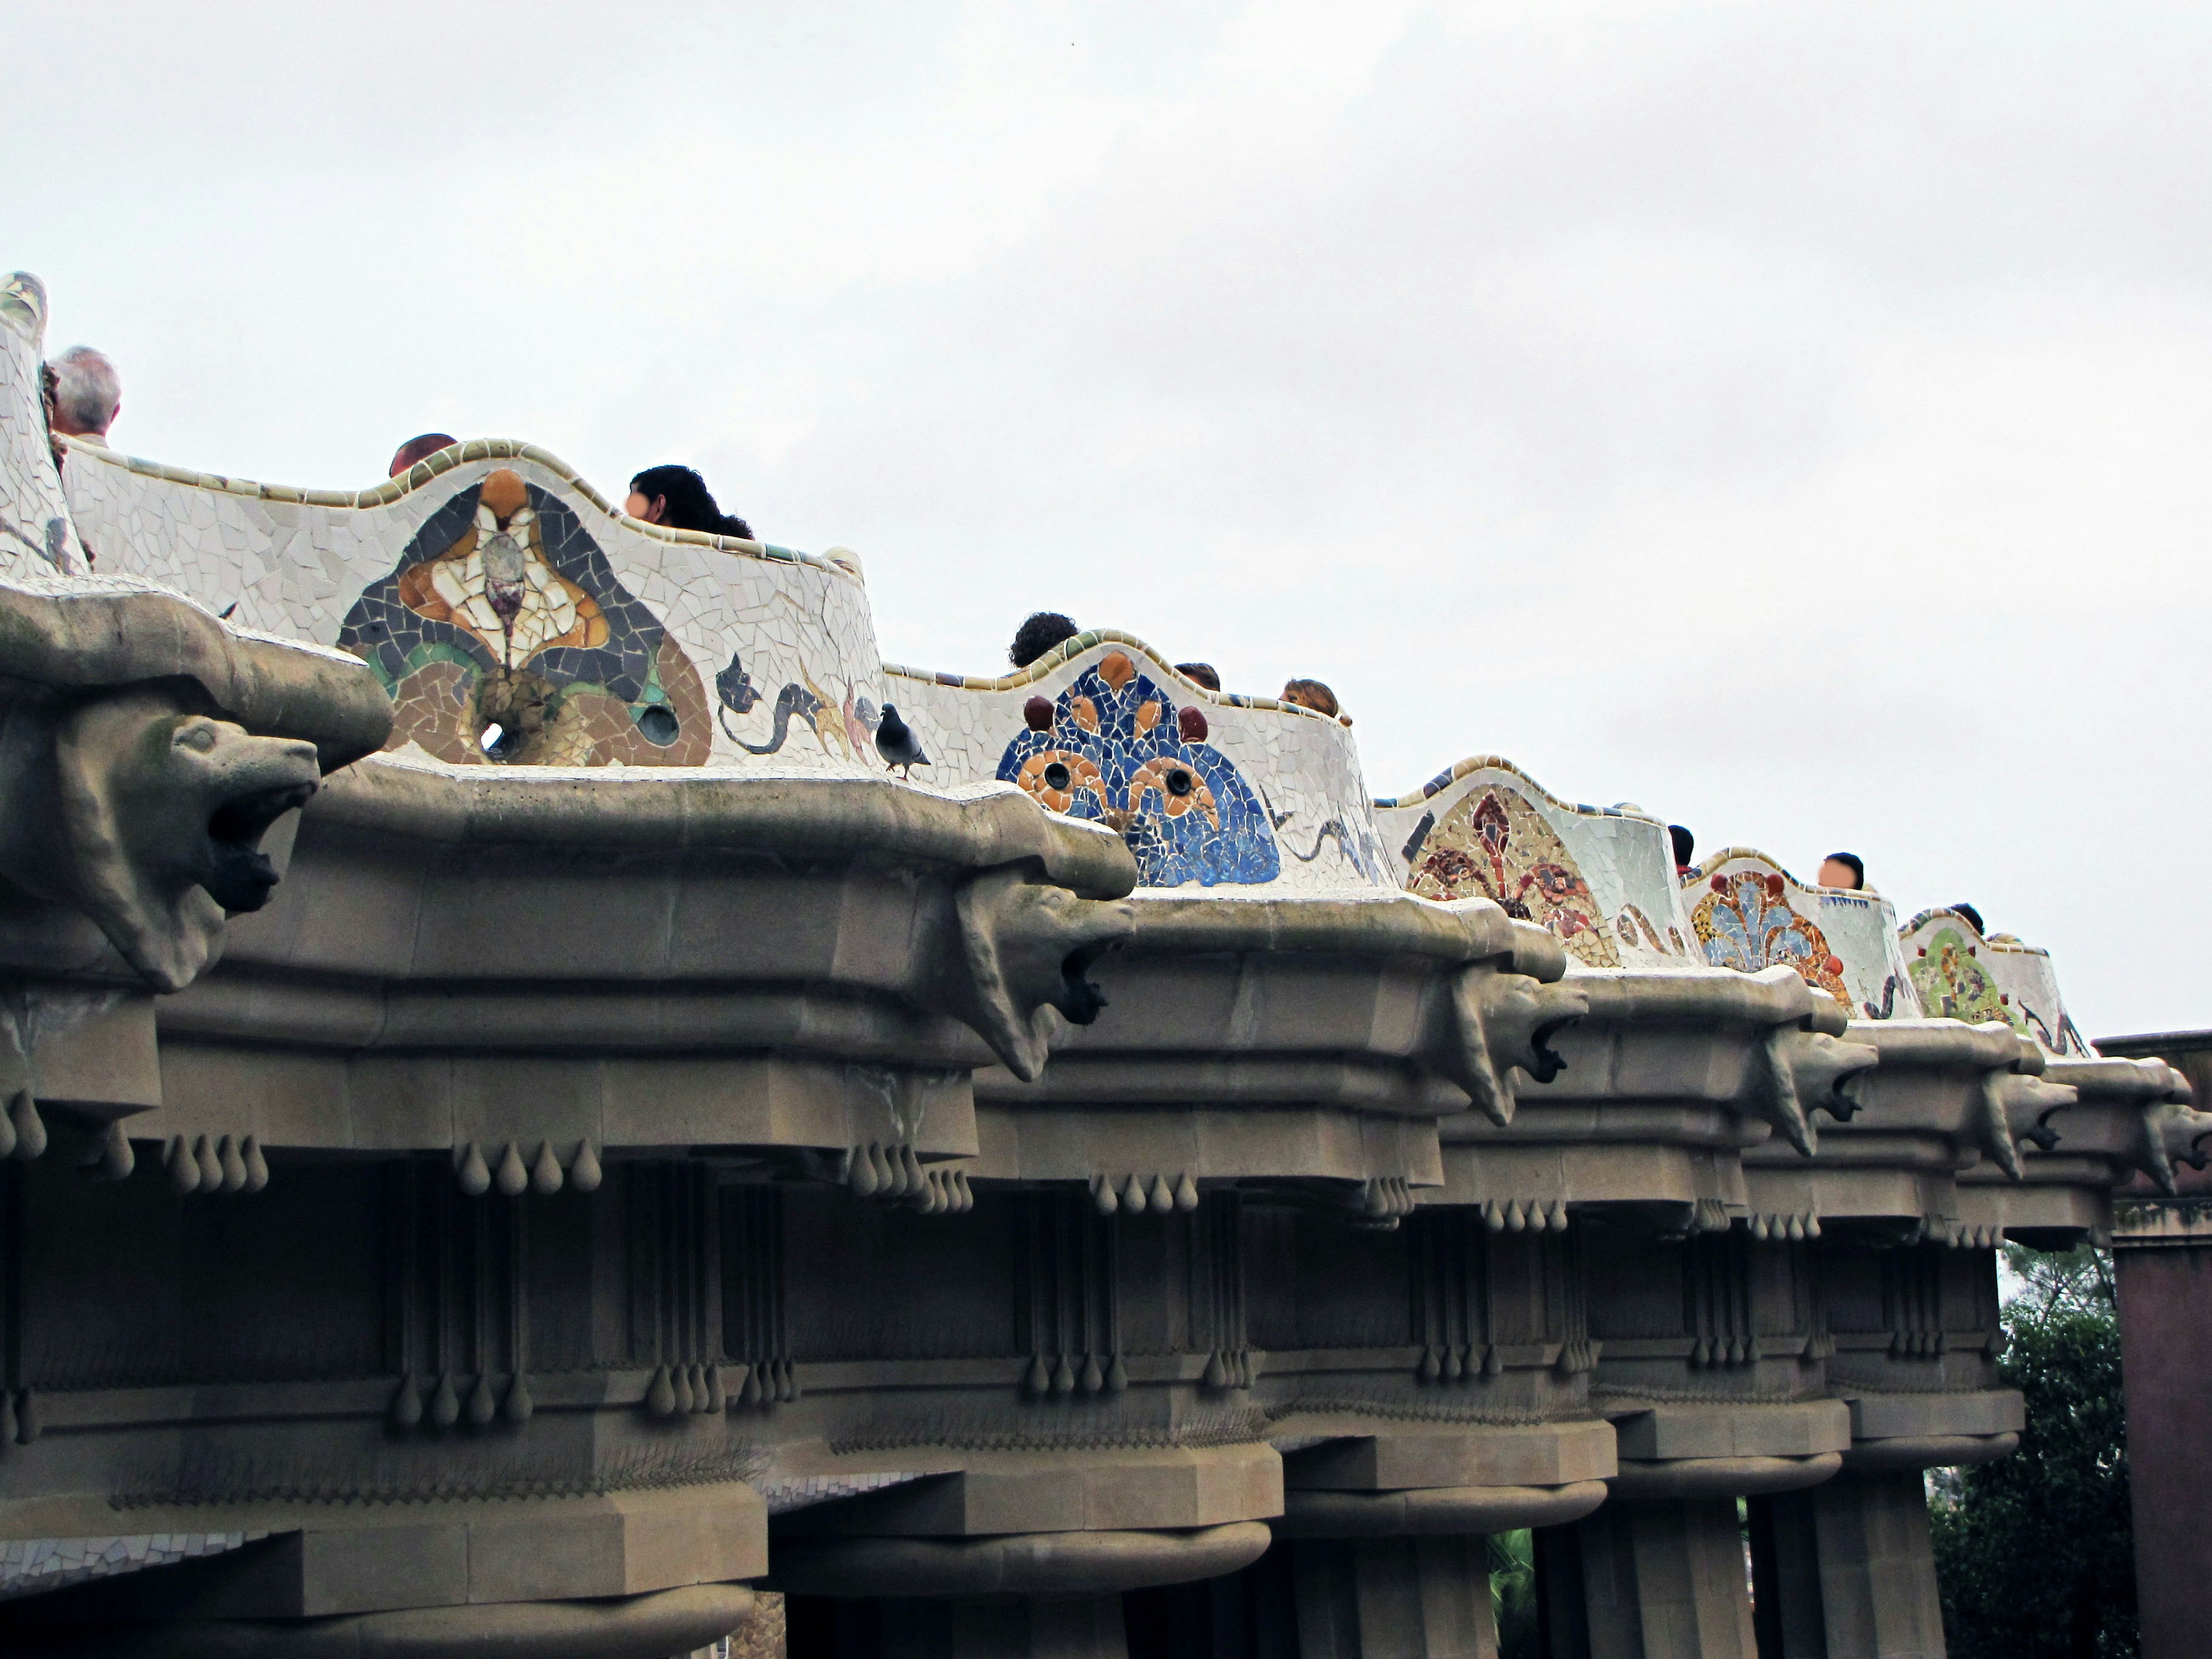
[873, 703, 929, 778]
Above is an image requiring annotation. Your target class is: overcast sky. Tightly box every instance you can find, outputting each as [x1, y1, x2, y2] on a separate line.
[10, 3, 2210, 1033]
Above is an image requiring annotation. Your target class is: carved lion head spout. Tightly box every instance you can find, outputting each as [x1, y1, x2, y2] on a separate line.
[1755, 1025, 1881, 1157]
[951, 865, 1137, 1081]
[1443, 965, 1590, 1127]
[50, 694, 323, 992]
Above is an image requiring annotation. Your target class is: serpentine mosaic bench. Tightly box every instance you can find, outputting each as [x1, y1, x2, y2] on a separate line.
[1682, 847, 1923, 1021]
[1372, 756, 1696, 971]
[3, 262, 2205, 1659]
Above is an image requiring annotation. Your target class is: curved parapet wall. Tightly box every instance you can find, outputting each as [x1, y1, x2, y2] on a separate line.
[1899, 906, 2093, 1058]
[0, 274, 86, 575]
[1683, 849, 1923, 1021]
[61, 439, 886, 775]
[1373, 757, 1696, 970]
[885, 634, 1393, 894]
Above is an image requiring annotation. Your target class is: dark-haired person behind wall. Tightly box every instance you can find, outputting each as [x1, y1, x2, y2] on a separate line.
[626, 464, 753, 540]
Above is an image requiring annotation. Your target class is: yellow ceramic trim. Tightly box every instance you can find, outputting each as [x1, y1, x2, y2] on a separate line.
[1898, 906, 2052, 959]
[1372, 753, 1664, 822]
[1687, 847, 1881, 899]
[881, 630, 1346, 722]
[56, 435, 863, 585]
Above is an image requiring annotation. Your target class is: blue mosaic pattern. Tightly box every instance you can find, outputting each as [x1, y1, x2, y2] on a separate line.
[995, 658, 1280, 887]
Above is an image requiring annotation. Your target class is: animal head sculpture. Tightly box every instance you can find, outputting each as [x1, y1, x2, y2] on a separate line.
[2124, 1088, 2212, 1196]
[25, 692, 322, 992]
[1752, 1024, 1881, 1156]
[1976, 1067, 2079, 1179]
[1441, 961, 1589, 1127]
[950, 863, 1137, 1080]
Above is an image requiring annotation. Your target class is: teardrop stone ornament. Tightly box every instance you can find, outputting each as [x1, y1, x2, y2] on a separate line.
[503, 1373, 533, 1425]
[430, 1373, 461, 1428]
[10, 1093, 45, 1161]
[495, 1142, 528, 1197]
[455, 1143, 490, 1195]
[1175, 1173, 1199, 1211]
[1093, 1175, 1118, 1215]
[467, 1373, 498, 1426]
[1122, 1173, 1147, 1213]
[391, 1375, 423, 1429]
[99, 1122, 134, 1182]
[1150, 1173, 1174, 1211]
[242, 1136, 269, 1191]
[672, 1367, 696, 1414]
[851, 1144, 881, 1196]
[166, 1136, 199, 1193]
[531, 1142, 563, 1194]
[646, 1365, 677, 1416]
[218, 1136, 247, 1191]
[195, 1135, 223, 1190]
[570, 1141, 603, 1192]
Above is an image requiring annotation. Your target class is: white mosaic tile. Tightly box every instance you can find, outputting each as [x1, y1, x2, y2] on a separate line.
[1682, 849, 1923, 1021]
[0, 1529, 266, 1602]
[1898, 906, 2092, 1056]
[1374, 757, 1698, 970]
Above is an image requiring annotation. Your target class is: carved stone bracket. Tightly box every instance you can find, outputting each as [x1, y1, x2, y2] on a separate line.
[943, 861, 1137, 1081]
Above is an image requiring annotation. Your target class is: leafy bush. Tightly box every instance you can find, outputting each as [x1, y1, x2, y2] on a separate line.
[1929, 1244, 2135, 1659]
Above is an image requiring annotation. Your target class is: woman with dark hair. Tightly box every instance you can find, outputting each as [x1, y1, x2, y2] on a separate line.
[625, 464, 754, 540]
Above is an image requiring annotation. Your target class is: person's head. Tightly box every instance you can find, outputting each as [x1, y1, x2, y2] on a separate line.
[1818, 851, 1865, 891]
[627, 464, 741, 536]
[1281, 678, 1340, 718]
[50, 346, 119, 440]
[1176, 662, 1221, 691]
[1668, 824, 1695, 871]
[1010, 612, 1079, 669]
[388, 433, 458, 478]
[1952, 903, 1985, 935]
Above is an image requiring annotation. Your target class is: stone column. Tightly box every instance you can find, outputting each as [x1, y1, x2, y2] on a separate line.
[874, 1595, 1129, 1659]
[1747, 1471, 1945, 1659]
[1540, 1498, 1757, 1659]
[1289, 1537, 1499, 1659]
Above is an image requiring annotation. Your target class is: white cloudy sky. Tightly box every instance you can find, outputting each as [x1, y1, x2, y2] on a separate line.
[10, 2, 2210, 1033]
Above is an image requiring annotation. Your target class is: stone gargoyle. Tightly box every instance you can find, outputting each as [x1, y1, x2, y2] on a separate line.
[2123, 1082, 2212, 1196]
[0, 583, 391, 1145]
[1435, 917, 1589, 1127]
[1750, 1015, 1881, 1157]
[941, 860, 1138, 1081]
[1972, 1052, 2079, 1181]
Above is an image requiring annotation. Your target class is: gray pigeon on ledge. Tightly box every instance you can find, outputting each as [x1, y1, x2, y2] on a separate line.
[873, 703, 929, 778]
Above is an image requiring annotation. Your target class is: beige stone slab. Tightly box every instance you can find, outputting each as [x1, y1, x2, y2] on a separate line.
[1846, 1389, 2024, 1441]
[772, 1445, 1283, 1537]
[1285, 1421, 1617, 1491]
[1611, 1400, 1851, 1462]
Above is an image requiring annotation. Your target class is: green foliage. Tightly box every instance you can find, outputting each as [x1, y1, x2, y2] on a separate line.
[1489, 1528, 1537, 1658]
[1930, 1244, 2135, 1659]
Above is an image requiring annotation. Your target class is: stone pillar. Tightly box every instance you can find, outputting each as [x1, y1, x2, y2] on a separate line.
[1541, 1498, 1756, 1659]
[2112, 1203, 2212, 1659]
[875, 1596, 1128, 1659]
[1290, 1537, 1499, 1659]
[1748, 1471, 1945, 1659]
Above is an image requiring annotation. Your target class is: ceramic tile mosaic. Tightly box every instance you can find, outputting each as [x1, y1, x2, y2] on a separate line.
[1373, 758, 1698, 969]
[887, 635, 1395, 895]
[1898, 907, 2092, 1057]
[62, 441, 891, 777]
[1682, 850, 1923, 1021]
[754, 1471, 929, 1515]
[0, 274, 88, 577]
[0, 1529, 266, 1601]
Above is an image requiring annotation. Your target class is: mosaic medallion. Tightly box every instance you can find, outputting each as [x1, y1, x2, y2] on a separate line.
[1404, 786, 1618, 968]
[337, 469, 710, 766]
[995, 652, 1279, 887]
[1691, 870, 1850, 1011]
[1907, 926, 2016, 1029]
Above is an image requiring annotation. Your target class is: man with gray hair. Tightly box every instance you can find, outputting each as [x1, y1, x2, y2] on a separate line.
[49, 345, 120, 442]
